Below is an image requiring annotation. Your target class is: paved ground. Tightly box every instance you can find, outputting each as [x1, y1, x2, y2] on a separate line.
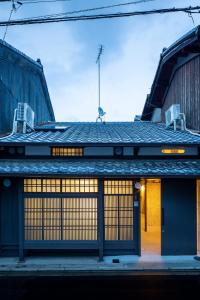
[0, 255, 200, 275]
[0, 275, 200, 300]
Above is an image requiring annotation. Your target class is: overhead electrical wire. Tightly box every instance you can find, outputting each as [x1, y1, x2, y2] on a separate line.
[17, 0, 71, 4]
[0, 0, 161, 24]
[12, 0, 159, 21]
[0, 6, 199, 27]
[2, 0, 22, 40]
[18, 0, 156, 6]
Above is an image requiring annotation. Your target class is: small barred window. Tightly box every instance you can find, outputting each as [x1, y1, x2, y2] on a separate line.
[52, 147, 83, 156]
[104, 180, 133, 195]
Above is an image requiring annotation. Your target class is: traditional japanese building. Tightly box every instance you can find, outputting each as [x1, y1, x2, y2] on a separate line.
[0, 39, 55, 135]
[142, 26, 200, 131]
[1, 28, 200, 262]
[0, 119, 200, 260]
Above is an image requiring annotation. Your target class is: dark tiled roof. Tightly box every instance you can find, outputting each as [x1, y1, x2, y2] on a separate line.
[1, 122, 200, 145]
[0, 159, 200, 176]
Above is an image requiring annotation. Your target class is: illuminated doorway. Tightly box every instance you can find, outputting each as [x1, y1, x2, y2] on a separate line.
[140, 179, 161, 255]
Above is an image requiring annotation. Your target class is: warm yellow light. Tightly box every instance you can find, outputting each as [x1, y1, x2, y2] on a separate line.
[140, 185, 145, 192]
[161, 149, 185, 154]
[52, 147, 83, 156]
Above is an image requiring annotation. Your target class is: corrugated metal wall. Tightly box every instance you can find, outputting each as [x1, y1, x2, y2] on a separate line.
[161, 55, 200, 131]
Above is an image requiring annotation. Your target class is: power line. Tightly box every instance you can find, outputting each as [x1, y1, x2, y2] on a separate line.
[0, 6, 199, 26]
[2, 0, 22, 40]
[7, 0, 159, 21]
[0, 0, 159, 24]
[19, 0, 156, 6]
[32, 0, 159, 19]
[18, 0, 71, 4]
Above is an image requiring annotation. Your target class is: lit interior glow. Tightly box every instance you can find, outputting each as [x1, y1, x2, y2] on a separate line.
[24, 178, 99, 241]
[140, 185, 145, 192]
[104, 180, 133, 241]
[24, 178, 98, 193]
[161, 149, 185, 154]
[52, 147, 83, 156]
[140, 179, 161, 255]
[24, 197, 97, 241]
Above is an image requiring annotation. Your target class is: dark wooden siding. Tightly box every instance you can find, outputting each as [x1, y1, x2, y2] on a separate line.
[161, 55, 200, 131]
[0, 178, 19, 256]
[0, 43, 55, 134]
[161, 179, 197, 255]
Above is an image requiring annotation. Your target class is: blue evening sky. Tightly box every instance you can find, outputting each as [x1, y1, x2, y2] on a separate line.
[0, 0, 200, 121]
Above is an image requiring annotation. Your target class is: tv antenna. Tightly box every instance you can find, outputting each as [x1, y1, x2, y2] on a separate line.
[96, 44, 106, 122]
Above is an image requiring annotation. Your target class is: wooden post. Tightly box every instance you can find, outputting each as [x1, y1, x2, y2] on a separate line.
[134, 180, 141, 256]
[98, 179, 104, 261]
[0, 179, 1, 256]
[18, 178, 24, 262]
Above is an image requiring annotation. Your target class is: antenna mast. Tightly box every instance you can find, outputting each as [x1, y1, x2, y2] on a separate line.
[96, 45, 106, 122]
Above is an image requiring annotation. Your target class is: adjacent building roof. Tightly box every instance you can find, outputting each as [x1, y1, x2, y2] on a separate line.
[0, 39, 55, 122]
[141, 26, 200, 120]
[0, 159, 200, 177]
[1, 121, 200, 145]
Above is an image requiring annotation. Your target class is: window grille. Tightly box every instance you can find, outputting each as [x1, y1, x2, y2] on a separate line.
[24, 179, 43, 193]
[24, 197, 97, 241]
[104, 180, 133, 195]
[52, 147, 83, 156]
[43, 179, 61, 193]
[24, 178, 98, 193]
[62, 179, 98, 193]
[104, 180, 133, 241]
[62, 198, 97, 240]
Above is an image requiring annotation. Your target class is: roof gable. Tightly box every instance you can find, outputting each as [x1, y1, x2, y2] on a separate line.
[141, 26, 200, 120]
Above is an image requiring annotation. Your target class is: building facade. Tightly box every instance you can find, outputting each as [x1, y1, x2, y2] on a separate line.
[141, 26, 200, 131]
[0, 39, 55, 135]
[0, 121, 200, 260]
[1, 28, 200, 261]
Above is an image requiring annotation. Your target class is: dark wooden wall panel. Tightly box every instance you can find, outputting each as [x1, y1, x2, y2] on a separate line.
[161, 55, 200, 131]
[0, 179, 19, 255]
[161, 179, 197, 255]
[0, 44, 54, 134]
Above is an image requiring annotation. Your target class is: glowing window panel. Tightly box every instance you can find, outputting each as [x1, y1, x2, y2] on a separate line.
[24, 178, 98, 193]
[42, 179, 61, 193]
[24, 178, 61, 193]
[161, 149, 185, 154]
[104, 180, 133, 241]
[24, 179, 42, 193]
[62, 179, 98, 193]
[104, 180, 133, 195]
[52, 147, 83, 156]
[24, 197, 97, 241]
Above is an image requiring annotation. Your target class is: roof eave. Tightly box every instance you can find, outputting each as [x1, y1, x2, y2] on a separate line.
[141, 26, 200, 121]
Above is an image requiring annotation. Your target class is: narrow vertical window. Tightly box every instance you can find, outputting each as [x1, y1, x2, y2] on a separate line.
[104, 180, 133, 241]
